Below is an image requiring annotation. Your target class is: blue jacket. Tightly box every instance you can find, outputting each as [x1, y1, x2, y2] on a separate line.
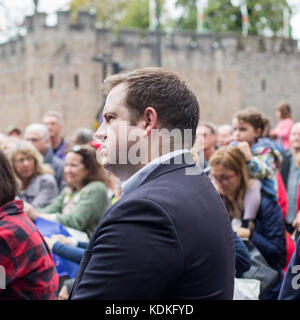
[70, 153, 235, 300]
[250, 192, 286, 299]
[278, 236, 300, 300]
[53, 241, 88, 265]
[44, 147, 65, 190]
[234, 232, 251, 278]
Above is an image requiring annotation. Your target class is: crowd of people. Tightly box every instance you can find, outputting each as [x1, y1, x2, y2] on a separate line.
[0, 67, 299, 300]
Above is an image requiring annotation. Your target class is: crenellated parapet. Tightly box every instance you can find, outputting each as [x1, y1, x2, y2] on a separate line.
[0, 36, 26, 59]
[0, 10, 299, 63]
[24, 12, 47, 32]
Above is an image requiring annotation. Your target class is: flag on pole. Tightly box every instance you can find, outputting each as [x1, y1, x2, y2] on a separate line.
[149, 0, 157, 31]
[283, 7, 290, 39]
[196, 0, 205, 33]
[240, 0, 249, 36]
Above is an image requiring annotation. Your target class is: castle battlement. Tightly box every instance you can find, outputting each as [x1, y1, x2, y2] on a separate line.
[0, 11, 299, 144]
[0, 36, 25, 59]
[0, 10, 298, 62]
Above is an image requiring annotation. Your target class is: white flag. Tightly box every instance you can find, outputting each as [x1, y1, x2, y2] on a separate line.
[240, 0, 249, 36]
[283, 7, 290, 38]
[149, 0, 157, 31]
[196, 0, 205, 33]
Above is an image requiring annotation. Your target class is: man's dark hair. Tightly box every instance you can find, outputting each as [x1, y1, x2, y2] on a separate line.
[74, 128, 94, 145]
[0, 148, 19, 207]
[104, 67, 200, 146]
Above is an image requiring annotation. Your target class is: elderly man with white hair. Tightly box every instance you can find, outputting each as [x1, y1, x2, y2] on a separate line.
[217, 124, 233, 148]
[280, 122, 300, 234]
[24, 123, 64, 190]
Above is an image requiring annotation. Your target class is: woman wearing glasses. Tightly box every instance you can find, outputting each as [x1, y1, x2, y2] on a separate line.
[24, 144, 109, 239]
[9, 140, 58, 209]
[209, 146, 286, 300]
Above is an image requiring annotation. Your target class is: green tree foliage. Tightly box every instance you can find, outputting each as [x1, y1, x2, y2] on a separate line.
[175, 0, 293, 36]
[70, 0, 164, 31]
[119, 0, 150, 31]
[70, 0, 129, 28]
[70, 0, 168, 32]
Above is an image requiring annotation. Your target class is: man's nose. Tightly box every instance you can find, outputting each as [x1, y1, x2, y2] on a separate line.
[94, 124, 107, 142]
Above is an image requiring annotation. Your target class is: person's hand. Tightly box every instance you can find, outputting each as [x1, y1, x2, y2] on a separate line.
[58, 285, 70, 300]
[292, 211, 300, 232]
[236, 141, 252, 162]
[233, 226, 251, 239]
[50, 234, 75, 246]
[44, 236, 57, 251]
[23, 202, 38, 221]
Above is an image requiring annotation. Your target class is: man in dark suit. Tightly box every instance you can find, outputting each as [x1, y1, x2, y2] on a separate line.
[70, 67, 235, 300]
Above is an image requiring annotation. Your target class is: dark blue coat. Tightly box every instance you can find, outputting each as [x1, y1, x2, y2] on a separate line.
[250, 192, 286, 300]
[278, 236, 300, 300]
[70, 153, 235, 300]
[52, 241, 88, 265]
[234, 232, 251, 277]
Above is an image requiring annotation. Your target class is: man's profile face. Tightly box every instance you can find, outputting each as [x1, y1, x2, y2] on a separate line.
[196, 125, 215, 151]
[95, 83, 144, 178]
[25, 130, 48, 155]
[290, 124, 300, 151]
[43, 116, 63, 138]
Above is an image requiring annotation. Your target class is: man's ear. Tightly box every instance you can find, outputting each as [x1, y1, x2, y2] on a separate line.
[142, 107, 157, 136]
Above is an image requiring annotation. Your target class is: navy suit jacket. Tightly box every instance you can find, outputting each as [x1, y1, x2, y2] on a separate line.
[70, 153, 235, 300]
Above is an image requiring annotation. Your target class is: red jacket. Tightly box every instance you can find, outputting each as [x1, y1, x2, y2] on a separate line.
[0, 200, 59, 299]
[277, 170, 296, 274]
[297, 179, 300, 214]
[277, 170, 288, 219]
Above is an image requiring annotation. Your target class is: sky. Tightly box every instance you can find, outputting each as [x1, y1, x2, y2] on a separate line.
[0, 0, 300, 41]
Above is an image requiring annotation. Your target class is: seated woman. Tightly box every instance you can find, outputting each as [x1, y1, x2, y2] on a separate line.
[209, 146, 286, 300]
[9, 140, 58, 209]
[24, 144, 109, 239]
[0, 148, 58, 299]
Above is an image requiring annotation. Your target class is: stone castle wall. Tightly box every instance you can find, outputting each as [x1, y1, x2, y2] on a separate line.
[0, 11, 299, 139]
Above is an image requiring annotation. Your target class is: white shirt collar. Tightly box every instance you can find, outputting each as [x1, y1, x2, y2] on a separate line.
[121, 149, 190, 196]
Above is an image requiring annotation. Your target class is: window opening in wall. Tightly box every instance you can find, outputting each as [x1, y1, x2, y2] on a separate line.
[74, 74, 79, 89]
[49, 74, 54, 89]
[261, 79, 266, 92]
[217, 78, 222, 93]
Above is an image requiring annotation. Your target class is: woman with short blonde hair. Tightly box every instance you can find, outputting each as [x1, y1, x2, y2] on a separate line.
[9, 140, 58, 208]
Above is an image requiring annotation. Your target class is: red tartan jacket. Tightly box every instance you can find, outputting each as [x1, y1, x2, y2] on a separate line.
[0, 200, 59, 300]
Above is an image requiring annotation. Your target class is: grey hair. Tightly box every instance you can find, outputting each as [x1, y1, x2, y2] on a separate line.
[74, 127, 94, 144]
[25, 123, 49, 141]
[43, 110, 64, 125]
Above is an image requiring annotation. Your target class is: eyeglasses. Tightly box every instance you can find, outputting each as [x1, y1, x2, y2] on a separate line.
[26, 138, 41, 143]
[209, 173, 237, 184]
[13, 156, 34, 164]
